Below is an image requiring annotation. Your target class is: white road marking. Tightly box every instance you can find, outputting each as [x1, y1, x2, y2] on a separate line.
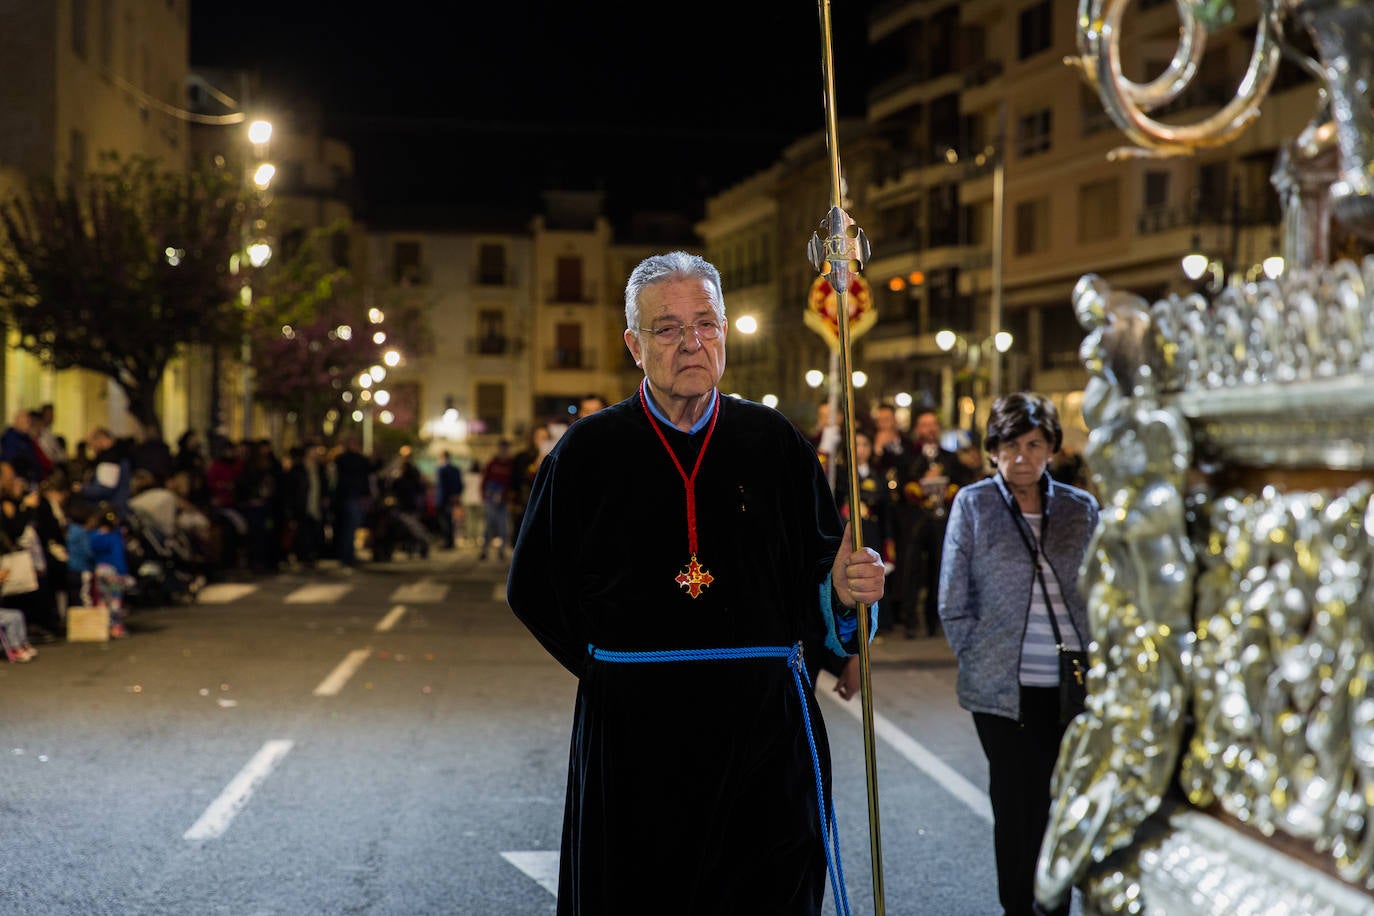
[183, 739, 294, 841]
[501, 851, 559, 895]
[375, 605, 407, 632]
[285, 583, 353, 604]
[312, 648, 373, 697]
[817, 670, 993, 824]
[390, 581, 448, 603]
[195, 583, 259, 604]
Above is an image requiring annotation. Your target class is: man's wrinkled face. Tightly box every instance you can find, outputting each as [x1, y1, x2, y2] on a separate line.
[624, 277, 726, 405]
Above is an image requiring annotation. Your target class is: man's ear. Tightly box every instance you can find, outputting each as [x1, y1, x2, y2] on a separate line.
[623, 328, 642, 368]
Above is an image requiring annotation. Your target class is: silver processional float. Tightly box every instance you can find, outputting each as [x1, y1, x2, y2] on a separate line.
[810, 2, 885, 914]
[1038, 0, 1374, 912]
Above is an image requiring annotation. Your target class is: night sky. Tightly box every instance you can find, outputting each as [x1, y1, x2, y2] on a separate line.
[190, 1, 876, 230]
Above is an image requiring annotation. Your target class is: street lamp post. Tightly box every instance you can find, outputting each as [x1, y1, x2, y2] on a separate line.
[936, 329, 1014, 427]
[240, 118, 273, 440]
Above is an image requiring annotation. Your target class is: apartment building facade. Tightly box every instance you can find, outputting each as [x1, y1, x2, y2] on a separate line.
[862, 0, 1320, 441]
[702, 0, 1331, 441]
[0, 1, 192, 444]
[366, 228, 535, 460]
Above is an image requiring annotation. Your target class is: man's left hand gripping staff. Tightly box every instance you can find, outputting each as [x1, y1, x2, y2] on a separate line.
[832, 521, 886, 609]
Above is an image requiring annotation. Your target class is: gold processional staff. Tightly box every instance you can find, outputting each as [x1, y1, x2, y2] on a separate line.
[807, 1, 885, 913]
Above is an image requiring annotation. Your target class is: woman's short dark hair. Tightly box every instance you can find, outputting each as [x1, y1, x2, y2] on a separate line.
[984, 392, 1062, 464]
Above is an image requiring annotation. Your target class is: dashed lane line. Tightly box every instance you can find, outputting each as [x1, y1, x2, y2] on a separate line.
[375, 605, 407, 632]
[501, 851, 559, 894]
[183, 739, 294, 841]
[312, 648, 373, 697]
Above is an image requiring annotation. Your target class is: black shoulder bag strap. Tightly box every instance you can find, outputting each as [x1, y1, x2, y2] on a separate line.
[999, 477, 1087, 722]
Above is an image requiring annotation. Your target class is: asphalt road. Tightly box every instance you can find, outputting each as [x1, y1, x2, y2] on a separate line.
[1, 548, 1062, 915]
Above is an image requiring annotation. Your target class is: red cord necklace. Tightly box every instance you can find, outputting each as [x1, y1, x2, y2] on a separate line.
[639, 379, 720, 598]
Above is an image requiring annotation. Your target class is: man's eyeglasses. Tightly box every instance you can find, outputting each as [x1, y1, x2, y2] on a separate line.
[638, 319, 723, 346]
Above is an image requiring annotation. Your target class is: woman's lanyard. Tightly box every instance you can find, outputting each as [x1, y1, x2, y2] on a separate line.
[999, 477, 1079, 650]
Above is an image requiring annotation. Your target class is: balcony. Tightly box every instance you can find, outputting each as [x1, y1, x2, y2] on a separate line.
[467, 335, 525, 357]
[473, 267, 517, 287]
[394, 264, 431, 287]
[544, 281, 600, 304]
[546, 348, 595, 371]
[961, 59, 1003, 91]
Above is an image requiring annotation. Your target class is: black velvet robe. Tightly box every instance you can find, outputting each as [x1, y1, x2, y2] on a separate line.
[507, 390, 853, 915]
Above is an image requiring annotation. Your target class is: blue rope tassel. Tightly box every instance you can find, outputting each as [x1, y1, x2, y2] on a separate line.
[589, 642, 852, 916]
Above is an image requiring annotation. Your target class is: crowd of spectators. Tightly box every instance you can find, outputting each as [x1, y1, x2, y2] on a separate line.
[0, 403, 500, 663]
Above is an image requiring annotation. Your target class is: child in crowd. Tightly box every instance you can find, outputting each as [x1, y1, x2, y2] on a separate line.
[0, 568, 38, 662]
[66, 498, 96, 609]
[87, 505, 131, 638]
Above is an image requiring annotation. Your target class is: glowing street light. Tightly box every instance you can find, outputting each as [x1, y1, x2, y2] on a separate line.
[369, 365, 386, 382]
[735, 315, 758, 334]
[805, 369, 825, 388]
[373, 389, 391, 407]
[895, 392, 913, 408]
[252, 162, 276, 190]
[246, 241, 272, 268]
[761, 393, 779, 408]
[383, 349, 401, 368]
[247, 119, 273, 145]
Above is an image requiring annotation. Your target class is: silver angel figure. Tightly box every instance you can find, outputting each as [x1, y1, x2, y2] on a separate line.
[1036, 276, 1197, 911]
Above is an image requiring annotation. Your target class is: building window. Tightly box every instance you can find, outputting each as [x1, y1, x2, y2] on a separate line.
[1016, 109, 1053, 158]
[98, 0, 113, 71]
[67, 129, 87, 189]
[392, 240, 422, 285]
[554, 323, 583, 369]
[1144, 171, 1169, 208]
[72, 0, 89, 58]
[478, 243, 507, 285]
[1015, 198, 1050, 255]
[555, 256, 583, 302]
[475, 383, 506, 436]
[1018, 0, 1053, 60]
[1077, 178, 1121, 243]
[477, 310, 506, 354]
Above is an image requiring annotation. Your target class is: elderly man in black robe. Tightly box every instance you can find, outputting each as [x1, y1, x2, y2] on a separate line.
[508, 251, 885, 915]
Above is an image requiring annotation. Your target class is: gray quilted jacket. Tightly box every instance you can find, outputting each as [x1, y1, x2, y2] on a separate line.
[938, 473, 1099, 721]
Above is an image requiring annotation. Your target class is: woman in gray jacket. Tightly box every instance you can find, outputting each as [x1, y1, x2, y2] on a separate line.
[938, 393, 1098, 916]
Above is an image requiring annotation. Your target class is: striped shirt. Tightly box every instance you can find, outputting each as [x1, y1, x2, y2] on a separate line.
[1018, 513, 1082, 686]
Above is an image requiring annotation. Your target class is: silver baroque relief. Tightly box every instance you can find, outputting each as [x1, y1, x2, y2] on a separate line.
[1039, 275, 1374, 912]
[1184, 483, 1374, 889]
[1036, 277, 1197, 911]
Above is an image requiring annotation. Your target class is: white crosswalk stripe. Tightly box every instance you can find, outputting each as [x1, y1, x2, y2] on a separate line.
[389, 581, 448, 603]
[284, 583, 354, 604]
[195, 583, 260, 604]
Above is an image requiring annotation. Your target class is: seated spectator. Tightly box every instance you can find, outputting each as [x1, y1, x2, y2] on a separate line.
[128, 469, 179, 534]
[88, 505, 131, 638]
[0, 565, 37, 661]
[78, 428, 131, 513]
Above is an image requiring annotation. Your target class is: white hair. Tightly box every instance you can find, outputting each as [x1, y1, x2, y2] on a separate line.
[623, 251, 725, 330]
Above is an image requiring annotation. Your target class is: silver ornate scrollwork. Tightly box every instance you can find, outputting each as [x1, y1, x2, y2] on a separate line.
[1183, 483, 1374, 889]
[1070, 0, 1283, 160]
[1036, 276, 1196, 910]
[1073, 0, 1374, 242]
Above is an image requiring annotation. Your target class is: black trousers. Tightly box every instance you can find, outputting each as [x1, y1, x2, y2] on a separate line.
[973, 686, 1071, 916]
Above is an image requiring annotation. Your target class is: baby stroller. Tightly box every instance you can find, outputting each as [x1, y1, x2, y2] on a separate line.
[123, 510, 203, 608]
[366, 496, 431, 562]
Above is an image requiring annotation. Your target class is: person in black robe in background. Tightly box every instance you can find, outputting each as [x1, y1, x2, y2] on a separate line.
[508, 252, 885, 915]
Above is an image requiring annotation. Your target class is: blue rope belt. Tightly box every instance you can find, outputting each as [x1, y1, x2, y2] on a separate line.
[588, 641, 851, 916]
